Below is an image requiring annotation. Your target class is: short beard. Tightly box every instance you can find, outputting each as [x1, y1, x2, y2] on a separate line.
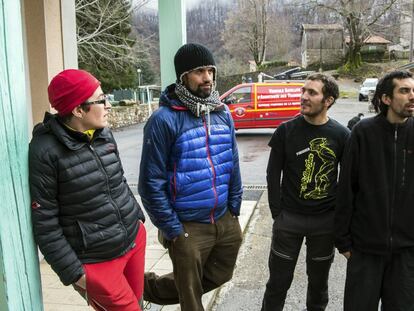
[188, 85, 211, 98]
[386, 102, 414, 120]
[301, 103, 325, 117]
[397, 108, 414, 119]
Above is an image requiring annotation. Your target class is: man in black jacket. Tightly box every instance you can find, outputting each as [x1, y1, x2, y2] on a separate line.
[335, 70, 414, 311]
[29, 69, 146, 311]
[262, 74, 349, 311]
[346, 112, 364, 130]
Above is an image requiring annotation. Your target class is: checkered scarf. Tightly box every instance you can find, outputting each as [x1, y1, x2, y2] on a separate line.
[175, 83, 223, 118]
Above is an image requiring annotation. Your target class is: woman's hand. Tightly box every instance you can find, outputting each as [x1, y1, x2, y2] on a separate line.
[341, 251, 351, 259]
[75, 274, 86, 289]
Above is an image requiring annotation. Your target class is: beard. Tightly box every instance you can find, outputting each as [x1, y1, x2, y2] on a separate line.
[188, 84, 212, 98]
[300, 101, 325, 117]
[393, 105, 414, 119]
[387, 100, 414, 120]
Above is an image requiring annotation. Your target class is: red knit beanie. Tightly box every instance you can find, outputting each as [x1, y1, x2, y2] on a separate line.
[48, 69, 100, 116]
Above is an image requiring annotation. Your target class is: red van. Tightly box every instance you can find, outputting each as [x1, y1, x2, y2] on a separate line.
[220, 81, 304, 129]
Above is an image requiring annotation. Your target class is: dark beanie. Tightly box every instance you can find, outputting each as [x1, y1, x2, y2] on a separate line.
[174, 43, 216, 83]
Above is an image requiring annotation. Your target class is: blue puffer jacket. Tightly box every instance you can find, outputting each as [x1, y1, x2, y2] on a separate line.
[138, 84, 242, 240]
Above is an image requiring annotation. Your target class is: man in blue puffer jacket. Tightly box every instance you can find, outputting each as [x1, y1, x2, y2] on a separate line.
[138, 43, 243, 311]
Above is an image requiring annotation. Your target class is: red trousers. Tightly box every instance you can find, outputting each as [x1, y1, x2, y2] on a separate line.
[84, 224, 146, 311]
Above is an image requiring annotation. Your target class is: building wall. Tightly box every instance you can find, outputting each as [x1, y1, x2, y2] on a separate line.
[303, 49, 344, 68]
[108, 103, 158, 129]
[305, 30, 343, 49]
[302, 29, 344, 68]
[23, 0, 77, 127]
[1, 1, 76, 309]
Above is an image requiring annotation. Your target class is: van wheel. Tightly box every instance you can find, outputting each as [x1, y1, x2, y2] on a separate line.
[358, 94, 363, 101]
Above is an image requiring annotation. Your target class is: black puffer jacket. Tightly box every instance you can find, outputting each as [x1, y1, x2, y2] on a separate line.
[29, 113, 145, 285]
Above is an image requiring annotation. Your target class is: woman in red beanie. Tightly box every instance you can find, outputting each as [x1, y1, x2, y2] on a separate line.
[29, 69, 146, 311]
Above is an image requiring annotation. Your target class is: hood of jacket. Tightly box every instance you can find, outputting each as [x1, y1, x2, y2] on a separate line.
[159, 84, 187, 110]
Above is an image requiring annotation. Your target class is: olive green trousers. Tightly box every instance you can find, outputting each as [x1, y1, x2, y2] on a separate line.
[144, 211, 243, 311]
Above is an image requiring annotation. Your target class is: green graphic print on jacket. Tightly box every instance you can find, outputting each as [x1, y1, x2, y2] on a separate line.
[268, 116, 350, 215]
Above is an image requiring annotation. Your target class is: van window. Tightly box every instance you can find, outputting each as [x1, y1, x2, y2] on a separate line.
[224, 86, 252, 104]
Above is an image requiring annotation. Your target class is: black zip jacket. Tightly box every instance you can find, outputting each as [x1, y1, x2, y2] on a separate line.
[335, 114, 414, 255]
[29, 113, 145, 285]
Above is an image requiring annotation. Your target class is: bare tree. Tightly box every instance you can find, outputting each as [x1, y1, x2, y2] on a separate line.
[187, 0, 231, 59]
[217, 54, 248, 76]
[75, 0, 152, 90]
[300, 0, 398, 69]
[76, 0, 148, 70]
[133, 0, 233, 79]
[223, 0, 275, 66]
[132, 10, 160, 84]
[222, 0, 294, 67]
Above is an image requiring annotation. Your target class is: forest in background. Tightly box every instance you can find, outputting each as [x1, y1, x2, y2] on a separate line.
[76, 0, 407, 91]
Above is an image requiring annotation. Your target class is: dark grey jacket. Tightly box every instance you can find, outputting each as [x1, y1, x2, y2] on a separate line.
[29, 113, 144, 285]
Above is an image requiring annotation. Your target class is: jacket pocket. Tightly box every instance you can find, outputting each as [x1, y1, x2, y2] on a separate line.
[76, 221, 88, 249]
[158, 230, 170, 249]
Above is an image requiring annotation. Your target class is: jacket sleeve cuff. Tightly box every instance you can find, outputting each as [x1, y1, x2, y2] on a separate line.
[335, 239, 352, 254]
[163, 224, 184, 240]
[62, 265, 85, 286]
[337, 246, 352, 254]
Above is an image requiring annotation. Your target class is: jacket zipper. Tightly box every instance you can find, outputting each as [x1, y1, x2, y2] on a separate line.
[389, 126, 398, 251]
[402, 149, 406, 187]
[88, 144, 127, 243]
[202, 116, 218, 224]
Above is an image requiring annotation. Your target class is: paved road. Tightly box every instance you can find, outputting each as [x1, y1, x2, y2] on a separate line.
[113, 97, 374, 188]
[112, 123, 144, 186]
[329, 97, 373, 126]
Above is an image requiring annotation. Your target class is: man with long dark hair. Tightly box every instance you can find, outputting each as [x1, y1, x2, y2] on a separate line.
[336, 70, 414, 310]
[346, 113, 364, 130]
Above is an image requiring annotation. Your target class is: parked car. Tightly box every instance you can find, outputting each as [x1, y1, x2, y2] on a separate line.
[359, 78, 378, 101]
[273, 67, 301, 79]
[221, 81, 304, 130]
[273, 67, 315, 80]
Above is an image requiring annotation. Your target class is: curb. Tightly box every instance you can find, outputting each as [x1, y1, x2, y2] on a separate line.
[207, 190, 267, 311]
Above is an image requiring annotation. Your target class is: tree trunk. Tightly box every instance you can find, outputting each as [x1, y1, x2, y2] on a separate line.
[346, 43, 362, 69]
[345, 11, 363, 70]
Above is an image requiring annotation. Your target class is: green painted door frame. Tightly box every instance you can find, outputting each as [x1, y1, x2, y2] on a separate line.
[0, 0, 43, 310]
[158, 0, 186, 89]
